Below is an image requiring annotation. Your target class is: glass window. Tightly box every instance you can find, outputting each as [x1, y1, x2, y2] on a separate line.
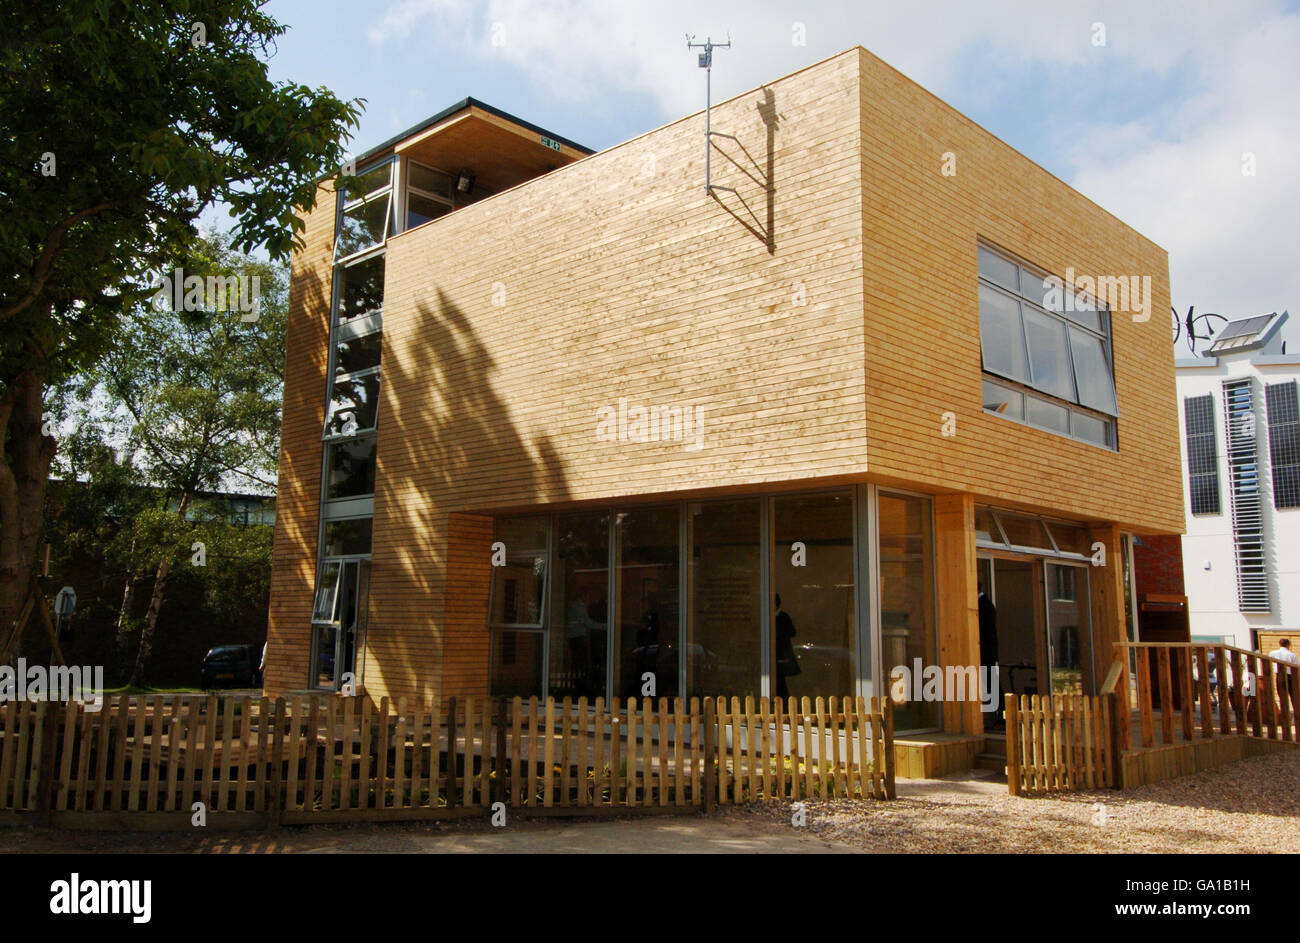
[997, 513, 1054, 551]
[335, 255, 385, 323]
[1068, 328, 1118, 415]
[491, 630, 545, 698]
[408, 163, 453, 199]
[345, 163, 393, 203]
[617, 506, 680, 699]
[1046, 521, 1091, 556]
[1023, 307, 1077, 401]
[312, 561, 342, 622]
[1071, 410, 1109, 446]
[688, 500, 762, 699]
[878, 493, 937, 731]
[336, 194, 391, 259]
[1064, 297, 1103, 333]
[979, 284, 1030, 383]
[490, 553, 546, 628]
[334, 331, 382, 378]
[1018, 266, 1048, 307]
[974, 506, 1001, 545]
[977, 246, 1017, 292]
[325, 437, 376, 500]
[771, 493, 855, 701]
[977, 245, 1118, 448]
[406, 193, 452, 229]
[1026, 395, 1070, 434]
[1266, 381, 1300, 509]
[549, 511, 610, 700]
[312, 624, 338, 688]
[324, 518, 372, 556]
[325, 373, 380, 437]
[982, 379, 1023, 419]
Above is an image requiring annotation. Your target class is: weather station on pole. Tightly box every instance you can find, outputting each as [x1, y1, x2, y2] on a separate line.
[686, 33, 735, 196]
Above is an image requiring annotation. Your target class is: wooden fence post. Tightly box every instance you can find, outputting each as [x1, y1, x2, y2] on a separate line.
[703, 698, 716, 814]
[269, 698, 285, 827]
[494, 698, 507, 807]
[1005, 694, 1019, 796]
[445, 696, 457, 811]
[883, 696, 896, 800]
[36, 702, 57, 824]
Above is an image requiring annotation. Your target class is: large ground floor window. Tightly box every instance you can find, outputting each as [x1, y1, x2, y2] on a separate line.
[485, 486, 939, 731]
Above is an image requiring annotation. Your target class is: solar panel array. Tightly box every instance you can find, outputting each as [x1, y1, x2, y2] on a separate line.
[1208, 313, 1276, 352]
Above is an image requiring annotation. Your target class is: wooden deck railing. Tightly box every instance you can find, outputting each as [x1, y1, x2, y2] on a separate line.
[0, 693, 894, 826]
[1117, 641, 1299, 748]
[1006, 642, 1300, 795]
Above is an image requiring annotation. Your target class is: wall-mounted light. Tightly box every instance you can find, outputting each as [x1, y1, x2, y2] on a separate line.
[456, 169, 475, 194]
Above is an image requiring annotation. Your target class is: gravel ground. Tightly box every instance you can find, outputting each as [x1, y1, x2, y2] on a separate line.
[722, 752, 1300, 853]
[1, 753, 1295, 853]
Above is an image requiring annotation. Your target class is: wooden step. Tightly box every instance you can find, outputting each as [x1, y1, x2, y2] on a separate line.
[981, 735, 1007, 758]
[974, 753, 1007, 773]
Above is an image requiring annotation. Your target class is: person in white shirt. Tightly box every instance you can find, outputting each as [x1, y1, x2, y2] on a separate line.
[1267, 639, 1299, 719]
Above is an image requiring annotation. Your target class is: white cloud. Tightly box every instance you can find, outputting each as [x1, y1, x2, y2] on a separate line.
[365, 0, 1299, 322]
[1068, 8, 1300, 324]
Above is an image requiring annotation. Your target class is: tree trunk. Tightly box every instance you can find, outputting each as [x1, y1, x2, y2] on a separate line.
[128, 559, 168, 688]
[126, 493, 191, 688]
[0, 370, 57, 660]
[113, 561, 137, 683]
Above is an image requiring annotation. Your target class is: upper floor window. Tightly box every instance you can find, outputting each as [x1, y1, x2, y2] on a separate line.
[1183, 394, 1221, 515]
[405, 161, 455, 229]
[335, 158, 396, 262]
[1265, 380, 1300, 510]
[978, 244, 1119, 448]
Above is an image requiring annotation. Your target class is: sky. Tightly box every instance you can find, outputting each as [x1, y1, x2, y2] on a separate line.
[259, 0, 1300, 346]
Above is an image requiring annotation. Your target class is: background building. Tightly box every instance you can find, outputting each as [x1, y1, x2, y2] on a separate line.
[1145, 311, 1298, 653]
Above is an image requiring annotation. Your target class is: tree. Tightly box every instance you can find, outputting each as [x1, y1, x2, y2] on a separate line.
[67, 234, 287, 685]
[0, 1, 360, 647]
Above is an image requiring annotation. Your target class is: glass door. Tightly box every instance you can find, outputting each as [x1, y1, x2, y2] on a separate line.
[1044, 562, 1093, 694]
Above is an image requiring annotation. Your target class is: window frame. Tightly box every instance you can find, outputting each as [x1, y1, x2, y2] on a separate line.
[1265, 380, 1300, 510]
[1183, 393, 1222, 516]
[334, 157, 397, 264]
[977, 243, 1120, 450]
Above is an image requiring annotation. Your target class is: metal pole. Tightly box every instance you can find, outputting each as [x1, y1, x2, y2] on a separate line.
[704, 59, 711, 194]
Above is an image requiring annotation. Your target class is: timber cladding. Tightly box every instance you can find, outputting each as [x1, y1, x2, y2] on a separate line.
[264, 184, 335, 697]
[370, 51, 869, 702]
[854, 47, 1182, 534]
[269, 48, 1185, 703]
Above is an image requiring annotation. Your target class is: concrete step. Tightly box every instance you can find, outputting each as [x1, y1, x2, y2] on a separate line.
[974, 752, 1007, 773]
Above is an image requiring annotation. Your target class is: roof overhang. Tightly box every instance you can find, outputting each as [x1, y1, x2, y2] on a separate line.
[393, 104, 587, 194]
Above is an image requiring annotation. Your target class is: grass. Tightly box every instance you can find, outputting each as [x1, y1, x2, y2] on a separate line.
[102, 684, 208, 696]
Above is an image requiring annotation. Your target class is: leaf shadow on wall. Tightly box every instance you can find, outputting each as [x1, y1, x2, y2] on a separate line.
[363, 288, 571, 702]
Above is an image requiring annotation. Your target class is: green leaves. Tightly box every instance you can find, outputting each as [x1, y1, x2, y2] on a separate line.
[0, 0, 361, 384]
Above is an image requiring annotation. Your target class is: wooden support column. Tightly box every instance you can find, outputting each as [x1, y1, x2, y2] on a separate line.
[1087, 524, 1128, 696]
[934, 493, 982, 735]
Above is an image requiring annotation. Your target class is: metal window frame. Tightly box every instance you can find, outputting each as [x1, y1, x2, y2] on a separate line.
[976, 242, 1120, 427]
[1183, 393, 1222, 516]
[1265, 380, 1300, 510]
[981, 375, 1117, 450]
[334, 156, 398, 265]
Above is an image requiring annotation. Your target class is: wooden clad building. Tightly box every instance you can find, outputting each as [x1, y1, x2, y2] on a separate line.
[265, 48, 1184, 749]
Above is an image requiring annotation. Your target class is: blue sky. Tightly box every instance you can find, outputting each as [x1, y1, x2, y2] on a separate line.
[259, 0, 1300, 344]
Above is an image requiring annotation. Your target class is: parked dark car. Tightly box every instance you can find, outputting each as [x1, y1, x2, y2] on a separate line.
[200, 644, 262, 689]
